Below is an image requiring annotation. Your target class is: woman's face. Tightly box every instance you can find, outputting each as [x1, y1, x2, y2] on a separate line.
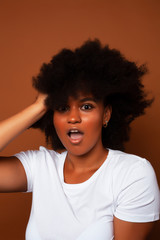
[53, 93, 111, 157]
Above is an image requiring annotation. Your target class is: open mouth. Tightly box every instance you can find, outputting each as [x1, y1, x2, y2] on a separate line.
[67, 129, 84, 143]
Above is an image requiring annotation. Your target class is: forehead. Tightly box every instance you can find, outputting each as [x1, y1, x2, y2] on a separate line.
[67, 92, 98, 103]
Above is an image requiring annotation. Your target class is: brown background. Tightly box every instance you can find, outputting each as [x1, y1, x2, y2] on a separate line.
[0, 0, 159, 239]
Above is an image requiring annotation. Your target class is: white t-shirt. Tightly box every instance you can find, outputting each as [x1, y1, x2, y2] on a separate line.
[15, 147, 160, 240]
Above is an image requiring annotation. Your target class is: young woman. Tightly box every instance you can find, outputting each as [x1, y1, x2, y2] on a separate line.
[0, 39, 159, 240]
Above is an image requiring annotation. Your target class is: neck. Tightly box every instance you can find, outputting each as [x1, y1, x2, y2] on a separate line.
[66, 144, 108, 172]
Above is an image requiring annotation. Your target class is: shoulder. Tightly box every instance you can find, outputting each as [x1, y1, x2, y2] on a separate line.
[108, 149, 159, 194]
[15, 146, 67, 168]
[109, 150, 160, 223]
[15, 146, 65, 159]
[14, 147, 67, 192]
[109, 149, 153, 174]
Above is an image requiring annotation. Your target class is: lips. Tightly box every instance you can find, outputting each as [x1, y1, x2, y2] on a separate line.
[67, 129, 84, 144]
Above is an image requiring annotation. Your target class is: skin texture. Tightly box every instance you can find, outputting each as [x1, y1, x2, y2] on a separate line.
[0, 156, 27, 192]
[53, 94, 111, 183]
[113, 217, 154, 240]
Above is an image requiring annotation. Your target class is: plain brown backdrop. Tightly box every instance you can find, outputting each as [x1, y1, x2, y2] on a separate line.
[0, 0, 159, 239]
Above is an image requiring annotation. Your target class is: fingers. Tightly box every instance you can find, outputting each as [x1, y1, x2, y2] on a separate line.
[35, 93, 48, 108]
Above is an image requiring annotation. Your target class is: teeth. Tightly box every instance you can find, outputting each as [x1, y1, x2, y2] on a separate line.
[68, 129, 82, 137]
[70, 129, 79, 133]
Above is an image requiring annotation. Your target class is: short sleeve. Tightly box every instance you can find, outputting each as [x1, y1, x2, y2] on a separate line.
[14, 150, 37, 192]
[114, 159, 160, 222]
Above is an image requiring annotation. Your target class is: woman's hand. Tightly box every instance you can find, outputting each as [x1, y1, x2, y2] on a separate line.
[34, 92, 48, 111]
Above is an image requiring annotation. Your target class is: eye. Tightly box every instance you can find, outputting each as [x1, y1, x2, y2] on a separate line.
[56, 105, 69, 113]
[81, 103, 94, 110]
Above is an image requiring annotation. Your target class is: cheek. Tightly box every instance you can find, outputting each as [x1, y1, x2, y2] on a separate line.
[53, 114, 64, 135]
[82, 114, 103, 131]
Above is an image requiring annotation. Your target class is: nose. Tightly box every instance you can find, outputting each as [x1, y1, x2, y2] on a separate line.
[67, 107, 81, 124]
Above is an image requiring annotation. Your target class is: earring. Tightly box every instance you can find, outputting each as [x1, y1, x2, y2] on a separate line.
[103, 120, 108, 128]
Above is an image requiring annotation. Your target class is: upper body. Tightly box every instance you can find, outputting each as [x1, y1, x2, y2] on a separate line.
[14, 146, 160, 240]
[0, 39, 160, 239]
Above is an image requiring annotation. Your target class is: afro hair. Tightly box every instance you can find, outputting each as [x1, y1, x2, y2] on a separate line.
[31, 39, 153, 151]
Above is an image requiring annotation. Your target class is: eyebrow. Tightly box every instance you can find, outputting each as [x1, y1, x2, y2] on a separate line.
[79, 97, 97, 103]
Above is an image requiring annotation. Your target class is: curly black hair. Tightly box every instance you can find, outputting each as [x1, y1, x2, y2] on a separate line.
[31, 39, 153, 151]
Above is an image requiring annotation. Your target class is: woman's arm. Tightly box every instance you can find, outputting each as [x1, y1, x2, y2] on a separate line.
[0, 93, 47, 192]
[0, 94, 47, 151]
[114, 217, 154, 240]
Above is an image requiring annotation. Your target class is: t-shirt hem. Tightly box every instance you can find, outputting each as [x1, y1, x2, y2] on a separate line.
[114, 212, 160, 223]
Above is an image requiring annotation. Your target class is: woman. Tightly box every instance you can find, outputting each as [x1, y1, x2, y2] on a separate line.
[0, 39, 159, 240]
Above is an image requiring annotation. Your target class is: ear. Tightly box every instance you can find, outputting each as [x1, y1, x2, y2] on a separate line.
[103, 105, 112, 128]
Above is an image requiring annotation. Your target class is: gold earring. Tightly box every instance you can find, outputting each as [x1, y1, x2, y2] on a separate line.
[103, 120, 108, 128]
